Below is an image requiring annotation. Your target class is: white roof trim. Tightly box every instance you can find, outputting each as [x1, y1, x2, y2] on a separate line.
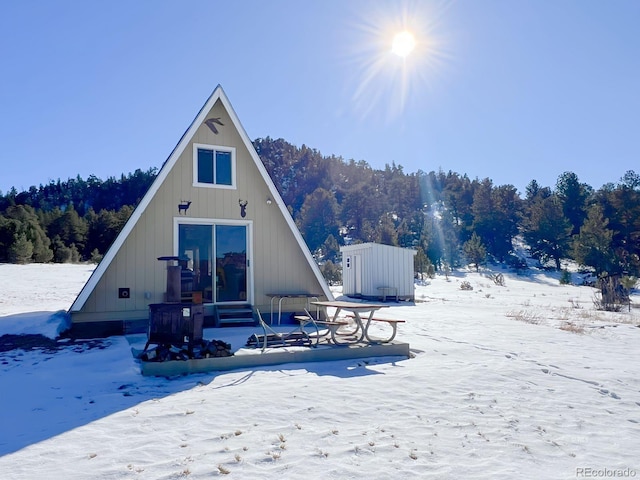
[341, 242, 417, 254]
[70, 85, 332, 312]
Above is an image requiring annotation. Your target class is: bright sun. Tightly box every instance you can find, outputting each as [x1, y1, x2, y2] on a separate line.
[391, 30, 416, 57]
[347, 3, 448, 120]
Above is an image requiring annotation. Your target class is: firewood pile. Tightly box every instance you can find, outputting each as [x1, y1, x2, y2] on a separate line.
[139, 339, 233, 362]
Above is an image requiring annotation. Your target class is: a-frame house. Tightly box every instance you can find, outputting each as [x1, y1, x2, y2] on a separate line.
[69, 85, 332, 336]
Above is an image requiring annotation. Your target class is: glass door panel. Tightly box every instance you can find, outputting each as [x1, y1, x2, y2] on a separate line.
[215, 225, 247, 302]
[178, 224, 213, 302]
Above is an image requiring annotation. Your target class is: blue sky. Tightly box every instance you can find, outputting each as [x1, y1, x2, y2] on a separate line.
[1, 0, 639, 195]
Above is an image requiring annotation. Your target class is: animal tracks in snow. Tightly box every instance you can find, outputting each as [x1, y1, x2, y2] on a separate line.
[597, 388, 621, 400]
[539, 367, 622, 400]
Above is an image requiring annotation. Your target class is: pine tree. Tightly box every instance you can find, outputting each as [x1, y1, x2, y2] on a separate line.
[375, 213, 398, 246]
[89, 248, 103, 264]
[556, 171, 591, 235]
[4, 205, 52, 262]
[319, 260, 341, 285]
[471, 179, 521, 262]
[9, 232, 33, 264]
[0, 214, 19, 262]
[47, 204, 88, 256]
[522, 195, 572, 269]
[414, 247, 435, 279]
[463, 232, 487, 272]
[52, 235, 72, 263]
[296, 188, 340, 252]
[571, 204, 615, 275]
[422, 205, 461, 270]
[321, 234, 340, 263]
[597, 178, 640, 276]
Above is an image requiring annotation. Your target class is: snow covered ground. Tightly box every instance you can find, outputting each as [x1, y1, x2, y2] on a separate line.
[0, 263, 639, 479]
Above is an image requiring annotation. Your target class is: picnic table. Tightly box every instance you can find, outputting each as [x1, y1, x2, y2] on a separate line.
[308, 300, 403, 344]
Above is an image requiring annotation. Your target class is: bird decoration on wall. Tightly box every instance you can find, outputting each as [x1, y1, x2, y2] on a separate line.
[205, 117, 224, 134]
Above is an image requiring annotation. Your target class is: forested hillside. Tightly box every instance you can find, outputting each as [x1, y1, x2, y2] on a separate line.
[1, 137, 639, 282]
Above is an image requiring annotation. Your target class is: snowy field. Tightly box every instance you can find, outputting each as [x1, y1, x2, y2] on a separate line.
[0, 263, 639, 479]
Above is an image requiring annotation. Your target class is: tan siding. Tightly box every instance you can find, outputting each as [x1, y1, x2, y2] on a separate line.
[133, 213, 146, 307]
[84, 278, 97, 312]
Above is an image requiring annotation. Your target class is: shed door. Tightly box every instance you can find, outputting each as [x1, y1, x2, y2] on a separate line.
[354, 254, 362, 295]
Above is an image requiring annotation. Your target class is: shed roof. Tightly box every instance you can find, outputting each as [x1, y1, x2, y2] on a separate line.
[340, 242, 417, 255]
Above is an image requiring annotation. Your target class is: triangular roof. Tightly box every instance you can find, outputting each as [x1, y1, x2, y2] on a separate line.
[70, 85, 332, 311]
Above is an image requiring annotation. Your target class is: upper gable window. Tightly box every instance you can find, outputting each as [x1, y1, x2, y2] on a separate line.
[193, 144, 236, 189]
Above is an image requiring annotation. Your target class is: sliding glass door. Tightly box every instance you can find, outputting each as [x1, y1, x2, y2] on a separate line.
[177, 222, 250, 304]
[214, 225, 247, 302]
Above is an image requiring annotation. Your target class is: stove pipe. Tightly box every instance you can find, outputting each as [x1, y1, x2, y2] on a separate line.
[158, 256, 181, 303]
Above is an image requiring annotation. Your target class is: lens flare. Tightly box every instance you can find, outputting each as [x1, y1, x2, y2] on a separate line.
[343, 2, 451, 122]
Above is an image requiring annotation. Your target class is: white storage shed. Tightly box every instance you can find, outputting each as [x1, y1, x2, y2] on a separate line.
[340, 243, 417, 302]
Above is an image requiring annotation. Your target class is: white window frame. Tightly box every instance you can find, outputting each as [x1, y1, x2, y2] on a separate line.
[193, 143, 237, 189]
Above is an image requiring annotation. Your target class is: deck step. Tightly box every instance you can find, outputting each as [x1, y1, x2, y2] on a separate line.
[215, 305, 255, 327]
[219, 308, 253, 315]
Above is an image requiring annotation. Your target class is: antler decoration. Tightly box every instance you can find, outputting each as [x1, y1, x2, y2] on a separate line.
[239, 199, 248, 218]
[205, 117, 224, 134]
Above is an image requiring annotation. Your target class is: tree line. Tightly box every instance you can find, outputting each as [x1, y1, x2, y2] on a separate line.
[253, 138, 640, 281]
[1, 138, 639, 283]
[0, 169, 154, 263]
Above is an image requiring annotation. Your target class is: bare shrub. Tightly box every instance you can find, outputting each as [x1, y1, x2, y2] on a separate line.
[568, 298, 582, 309]
[267, 451, 281, 461]
[560, 322, 585, 334]
[593, 296, 623, 312]
[556, 308, 571, 322]
[460, 281, 473, 291]
[506, 309, 542, 325]
[488, 273, 505, 286]
[577, 309, 603, 322]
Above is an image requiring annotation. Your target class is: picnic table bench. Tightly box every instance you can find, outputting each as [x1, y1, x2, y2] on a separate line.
[293, 314, 351, 344]
[345, 314, 405, 343]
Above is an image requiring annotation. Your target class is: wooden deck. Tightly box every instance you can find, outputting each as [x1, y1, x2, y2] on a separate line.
[139, 339, 410, 377]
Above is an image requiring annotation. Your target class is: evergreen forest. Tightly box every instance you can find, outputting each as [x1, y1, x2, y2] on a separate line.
[1, 137, 639, 283]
